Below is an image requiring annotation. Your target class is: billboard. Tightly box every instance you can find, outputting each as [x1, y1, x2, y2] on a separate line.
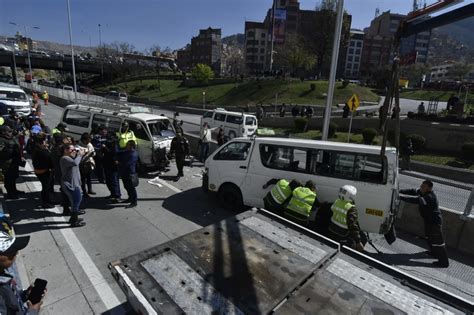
[274, 9, 286, 44]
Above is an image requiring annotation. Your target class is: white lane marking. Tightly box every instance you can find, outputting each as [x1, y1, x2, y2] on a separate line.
[26, 165, 122, 311]
[15, 253, 30, 288]
[154, 178, 182, 193]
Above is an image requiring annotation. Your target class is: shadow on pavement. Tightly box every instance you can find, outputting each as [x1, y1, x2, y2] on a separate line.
[162, 187, 236, 227]
[365, 251, 436, 267]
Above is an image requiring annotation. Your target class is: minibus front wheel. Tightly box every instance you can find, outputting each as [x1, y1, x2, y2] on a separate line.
[218, 183, 243, 211]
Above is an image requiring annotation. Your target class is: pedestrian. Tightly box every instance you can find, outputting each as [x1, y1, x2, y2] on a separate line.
[60, 144, 86, 227]
[51, 134, 72, 215]
[417, 102, 426, 115]
[400, 137, 414, 171]
[256, 105, 264, 122]
[0, 126, 24, 199]
[291, 105, 299, 117]
[199, 122, 216, 163]
[342, 103, 350, 118]
[0, 218, 45, 314]
[328, 185, 365, 252]
[173, 119, 184, 135]
[216, 127, 225, 147]
[262, 178, 301, 214]
[400, 180, 449, 267]
[300, 106, 306, 117]
[41, 90, 49, 106]
[52, 123, 68, 137]
[279, 103, 286, 117]
[446, 94, 459, 112]
[102, 133, 121, 202]
[391, 106, 399, 119]
[92, 126, 108, 184]
[169, 132, 190, 180]
[32, 134, 54, 208]
[78, 133, 96, 198]
[118, 140, 138, 208]
[305, 106, 313, 118]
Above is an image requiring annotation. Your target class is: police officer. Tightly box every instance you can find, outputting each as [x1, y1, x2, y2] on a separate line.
[262, 178, 301, 214]
[285, 180, 319, 223]
[328, 185, 364, 252]
[169, 131, 189, 180]
[0, 126, 24, 199]
[116, 121, 137, 150]
[52, 123, 68, 136]
[400, 180, 449, 268]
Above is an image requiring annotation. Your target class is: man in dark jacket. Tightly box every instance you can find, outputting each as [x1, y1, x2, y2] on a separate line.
[103, 134, 121, 202]
[0, 215, 44, 314]
[400, 180, 449, 267]
[0, 126, 24, 199]
[169, 132, 190, 180]
[118, 140, 138, 208]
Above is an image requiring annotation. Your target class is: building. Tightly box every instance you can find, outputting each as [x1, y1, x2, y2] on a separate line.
[244, 0, 351, 76]
[361, 10, 431, 76]
[177, 47, 192, 71]
[344, 29, 364, 78]
[190, 27, 222, 74]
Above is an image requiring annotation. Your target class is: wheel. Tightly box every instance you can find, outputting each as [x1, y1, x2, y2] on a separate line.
[218, 184, 243, 211]
[228, 131, 236, 139]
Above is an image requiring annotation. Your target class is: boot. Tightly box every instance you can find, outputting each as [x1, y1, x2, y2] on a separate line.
[69, 213, 85, 227]
[431, 245, 449, 268]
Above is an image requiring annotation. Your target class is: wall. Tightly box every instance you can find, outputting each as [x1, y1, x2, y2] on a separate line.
[396, 203, 473, 256]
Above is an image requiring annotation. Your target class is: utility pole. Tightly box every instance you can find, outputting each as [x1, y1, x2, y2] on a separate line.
[269, 0, 276, 73]
[98, 23, 104, 81]
[66, 0, 78, 102]
[321, 0, 344, 141]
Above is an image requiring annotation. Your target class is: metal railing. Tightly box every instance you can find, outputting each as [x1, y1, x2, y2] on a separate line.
[19, 81, 103, 103]
[462, 186, 474, 218]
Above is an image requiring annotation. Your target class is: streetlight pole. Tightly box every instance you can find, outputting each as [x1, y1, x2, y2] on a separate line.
[98, 23, 104, 81]
[269, 0, 276, 73]
[202, 91, 206, 109]
[321, 0, 344, 141]
[66, 0, 78, 102]
[9, 22, 40, 79]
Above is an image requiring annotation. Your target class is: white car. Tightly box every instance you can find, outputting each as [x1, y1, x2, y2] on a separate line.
[0, 83, 31, 116]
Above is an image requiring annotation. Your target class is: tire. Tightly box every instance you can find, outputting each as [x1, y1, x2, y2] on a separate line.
[228, 131, 236, 139]
[218, 184, 243, 211]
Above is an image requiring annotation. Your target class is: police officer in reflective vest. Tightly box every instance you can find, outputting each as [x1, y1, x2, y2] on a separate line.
[328, 185, 364, 252]
[400, 180, 449, 268]
[116, 121, 137, 150]
[285, 180, 319, 223]
[263, 178, 301, 214]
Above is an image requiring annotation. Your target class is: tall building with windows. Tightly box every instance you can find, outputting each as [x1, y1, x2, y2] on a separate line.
[244, 22, 267, 71]
[344, 29, 364, 78]
[180, 27, 222, 74]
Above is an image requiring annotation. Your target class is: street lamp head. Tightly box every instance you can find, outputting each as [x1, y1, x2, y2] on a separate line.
[9, 22, 17, 26]
[33, 26, 40, 29]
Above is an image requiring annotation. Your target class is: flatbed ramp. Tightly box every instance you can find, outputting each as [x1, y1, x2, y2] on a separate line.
[109, 210, 470, 314]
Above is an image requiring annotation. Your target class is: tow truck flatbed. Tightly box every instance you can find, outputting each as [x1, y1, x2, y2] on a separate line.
[109, 210, 472, 314]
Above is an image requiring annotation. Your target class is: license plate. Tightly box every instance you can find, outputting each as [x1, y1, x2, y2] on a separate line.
[365, 208, 384, 217]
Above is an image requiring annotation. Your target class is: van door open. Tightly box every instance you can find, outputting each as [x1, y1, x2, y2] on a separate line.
[126, 120, 153, 165]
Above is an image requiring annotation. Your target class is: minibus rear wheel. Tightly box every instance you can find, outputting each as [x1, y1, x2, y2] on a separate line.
[218, 183, 243, 211]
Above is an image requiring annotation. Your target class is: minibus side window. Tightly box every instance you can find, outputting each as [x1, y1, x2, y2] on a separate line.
[226, 115, 243, 124]
[203, 111, 213, 118]
[91, 114, 121, 133]
[215, 113, 226, 121]
[259, 144, 308, 172]
[64, 110, 90, 127]
[126, 120, 149, 141]
[214, 142, 251, 161]
[245, 117, 256, 126]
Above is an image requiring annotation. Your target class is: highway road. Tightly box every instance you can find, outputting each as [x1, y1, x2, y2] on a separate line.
[2, 101, 471, 314]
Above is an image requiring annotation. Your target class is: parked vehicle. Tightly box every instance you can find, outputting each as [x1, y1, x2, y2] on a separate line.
[201, 109, 258, 139]
[203, 137, 399, 234]
[60, 102, 175, 169]
[0, 83, 31, 116]
[62, 85, 73, 91]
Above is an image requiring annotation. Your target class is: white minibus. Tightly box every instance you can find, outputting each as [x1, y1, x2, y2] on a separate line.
[203, 137, 399, 234]
[201, 109, 258, 139]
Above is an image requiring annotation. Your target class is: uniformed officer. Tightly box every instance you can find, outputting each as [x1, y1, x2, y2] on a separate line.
[262, 178, 301, 214]
[116, 121, 137, 150]
[52, 123, 68, 136]
[285, 180, 319, 223]
[328, 185, 365, 252]
[400, 180, 449, 268]
[169, 131, 190, 180]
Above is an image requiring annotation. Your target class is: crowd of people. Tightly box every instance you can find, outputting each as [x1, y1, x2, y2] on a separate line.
[0, 105, 140, 228]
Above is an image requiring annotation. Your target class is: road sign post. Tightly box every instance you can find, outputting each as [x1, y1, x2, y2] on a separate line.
[346, 94, 359, 142]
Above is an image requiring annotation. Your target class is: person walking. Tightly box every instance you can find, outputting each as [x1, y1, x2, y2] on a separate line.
[216, 127, 225, 147]
[291, 105, 299, 117]
[400, 180, 449, 267]
[60, 144, 86, 227]
[41, 90, 49, 106]
[118, 140, 138, 208]
[78, 133, 96, 198]
[328, 185, 365, 252]
[199, 122, 216, 163]
[103, 133, 121, 202]
[51, 134, 72, 215]
[32, 135, 54, 208]
[279, 103, 286, 117]
[169, 132, 190, 180]
[400, 137, 414, 171]
[92, 126, 108, 184]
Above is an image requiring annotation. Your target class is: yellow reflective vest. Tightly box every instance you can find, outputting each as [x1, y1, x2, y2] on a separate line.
[330, 198, 353, 229]
[270, 179, 292, 205]
[286, 187, 316, 219]
[116, 131, 137, 149]
[0, 117, 4, 126]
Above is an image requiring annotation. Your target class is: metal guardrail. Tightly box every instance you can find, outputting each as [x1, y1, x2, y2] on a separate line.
[19, 81, 103, 103]
[462, 187, 474, 218]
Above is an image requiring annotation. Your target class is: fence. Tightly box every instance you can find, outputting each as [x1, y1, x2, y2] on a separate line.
[19, 81, 103, 103]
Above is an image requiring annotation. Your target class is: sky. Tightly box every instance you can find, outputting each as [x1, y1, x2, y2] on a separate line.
[0, 0, 469, 51]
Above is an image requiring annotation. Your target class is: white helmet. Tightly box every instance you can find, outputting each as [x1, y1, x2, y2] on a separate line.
[339, 185, 357, 203]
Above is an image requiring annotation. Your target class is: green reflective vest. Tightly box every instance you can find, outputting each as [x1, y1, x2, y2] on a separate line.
[331, 199, 353, 229]
[117, 131, 137, 149]
[270, 179, 292, 205]
[52, 128, 60, 135]
[0, 117, 4, 126]
[286, 187, 316, 218]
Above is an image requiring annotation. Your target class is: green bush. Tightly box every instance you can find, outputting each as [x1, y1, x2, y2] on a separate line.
[461, 142, 474, 161]
[294, 117, 308, 132]
[408, 134, 426, 151]
[329, 122, 338, 138]
[361, 128, 377, 144]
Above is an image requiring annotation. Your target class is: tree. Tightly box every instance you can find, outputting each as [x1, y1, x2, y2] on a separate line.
[400, 63, 430, 87]
[223, 45, 245, 76]
[144, 44, 161, 56]
[449, 62, 473, 81]
[274, 35, 315, 76]
[191, 64, 214, 84]
[299, 9, 351, 78]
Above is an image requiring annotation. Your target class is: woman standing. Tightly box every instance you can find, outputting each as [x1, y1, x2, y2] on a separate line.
[78, 133, 96, 198]
[60, 144, 86, 227]
[32, 134, 54, 208]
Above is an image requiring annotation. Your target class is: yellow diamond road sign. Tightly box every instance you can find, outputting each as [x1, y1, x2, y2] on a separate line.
[347, 94, 360, 111]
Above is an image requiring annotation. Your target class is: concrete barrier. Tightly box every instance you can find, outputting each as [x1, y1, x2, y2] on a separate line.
[408, 161, 474, 185]
[396, 202, 473, 256]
